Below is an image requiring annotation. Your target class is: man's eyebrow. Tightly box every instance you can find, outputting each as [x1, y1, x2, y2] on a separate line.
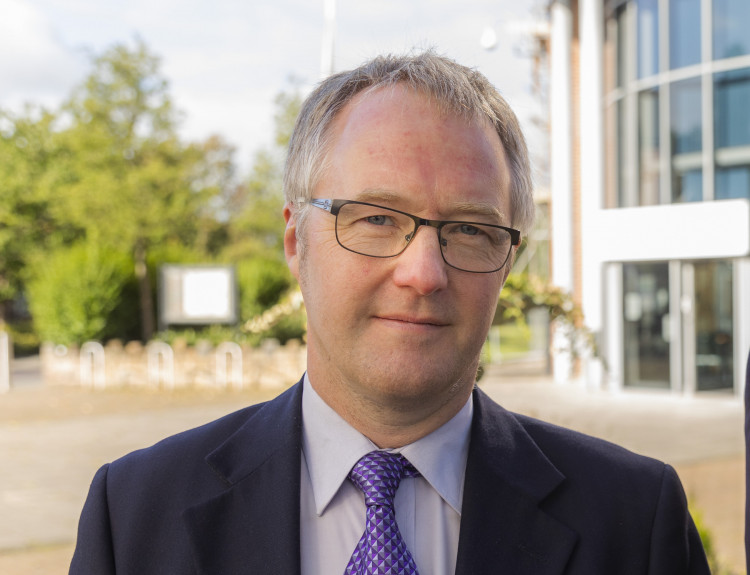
[352, 189, 508, 222]
[353, 189, 402, 204]
[447, 202, 508, 222]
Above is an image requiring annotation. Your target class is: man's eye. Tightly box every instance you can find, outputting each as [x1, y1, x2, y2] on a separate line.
[458, 224, 482, 236]
[364, 214, 390, 225]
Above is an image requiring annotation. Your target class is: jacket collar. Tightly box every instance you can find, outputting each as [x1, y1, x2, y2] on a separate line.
[183, 381, 304, 575]
[180, 381, 577, 574]
[455, 386, 577, 575]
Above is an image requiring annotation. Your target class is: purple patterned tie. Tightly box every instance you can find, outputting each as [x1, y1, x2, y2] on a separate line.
[344, 451, 421, 575]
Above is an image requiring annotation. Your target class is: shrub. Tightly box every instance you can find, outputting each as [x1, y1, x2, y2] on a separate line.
[690, 505, 740, 575]
[236, 257, 292, 319]
[27, 242, 135, 345]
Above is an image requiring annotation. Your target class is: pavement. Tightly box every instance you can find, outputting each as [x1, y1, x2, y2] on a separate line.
[0, 356, 745, 574]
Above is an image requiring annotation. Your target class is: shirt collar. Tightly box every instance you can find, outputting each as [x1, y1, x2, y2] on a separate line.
[301, 374, 473, 516]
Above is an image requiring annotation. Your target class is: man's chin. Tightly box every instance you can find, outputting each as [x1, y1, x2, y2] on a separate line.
[359, 364, 476, 403]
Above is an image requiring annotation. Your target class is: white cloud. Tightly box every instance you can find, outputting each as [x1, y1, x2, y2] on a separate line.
[1, 0, 547, 173]
[0, 0, 85, 109]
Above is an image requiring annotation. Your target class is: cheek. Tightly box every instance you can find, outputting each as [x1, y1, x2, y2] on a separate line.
[301, 240, 378, 300]
[463, 280, 503, 319]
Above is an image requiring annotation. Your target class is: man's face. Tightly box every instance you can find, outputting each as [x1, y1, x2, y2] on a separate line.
[285, 85, 514, 418]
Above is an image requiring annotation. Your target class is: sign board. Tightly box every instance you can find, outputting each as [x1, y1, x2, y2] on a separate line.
[158, 265, 238, 328]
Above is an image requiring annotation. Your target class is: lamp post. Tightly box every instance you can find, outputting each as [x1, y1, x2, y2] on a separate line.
[321, 0, 336, 77]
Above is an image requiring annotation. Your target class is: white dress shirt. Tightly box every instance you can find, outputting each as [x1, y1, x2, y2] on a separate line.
[300, 374, 473, 575]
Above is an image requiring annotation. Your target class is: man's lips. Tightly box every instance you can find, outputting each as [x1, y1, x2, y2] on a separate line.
[374, 314, 449, 327]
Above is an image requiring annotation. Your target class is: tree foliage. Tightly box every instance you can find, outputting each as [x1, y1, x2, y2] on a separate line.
[49, 41, 235, 340]
[222, 89, 302, 263]
[54, 41, 224, 252]
[495, 272, 581, 326]
[26, 243, 136, 345]
[219, 87, 303, 334]
[236, 258, 293, 319]
[0, 40, 309, 346]
[0, 40, 241, 343]
[0, 106, 77, 318]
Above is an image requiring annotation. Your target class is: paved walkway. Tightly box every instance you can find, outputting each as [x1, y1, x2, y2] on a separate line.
[0, 357, 744, 573]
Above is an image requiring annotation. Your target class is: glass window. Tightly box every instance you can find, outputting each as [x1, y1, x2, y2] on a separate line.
[671, 78, 703, 202]
[694, 261, 734, 391]
[623, 262, 671, 389]
[714, 68, 750, 149]
[716, 167, 750, 199]
[605, 100, 619, 209]
[616, 99, 631, 207]
[637, 0, 659, 78]
[638, 88, 660, 205]
[670, 0, 701, 69]
[616, 6, 628, 88]
[671, 78, 702, 153]
[714, 68, 750, 200]
[713, 0, 750, 59]
[673, 169, 703, 202]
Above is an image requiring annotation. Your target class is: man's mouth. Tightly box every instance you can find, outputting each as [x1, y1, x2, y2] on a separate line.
[375, 314, 449, 327]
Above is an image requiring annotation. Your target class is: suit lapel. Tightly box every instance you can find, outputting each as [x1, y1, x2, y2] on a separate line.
[455, 388, 578, 575]
[183, 382, 304, 575]
[179, 381, 579, 574]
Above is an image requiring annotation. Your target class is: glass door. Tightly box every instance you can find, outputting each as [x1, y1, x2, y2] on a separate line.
[691, 261, 734, 391]
[622, 262, 671, 388]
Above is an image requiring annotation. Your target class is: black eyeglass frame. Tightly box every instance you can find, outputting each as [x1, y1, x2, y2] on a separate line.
[308, 198, 521, 274]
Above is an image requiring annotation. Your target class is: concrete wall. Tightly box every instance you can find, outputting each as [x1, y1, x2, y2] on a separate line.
[41, 338, 307, 391]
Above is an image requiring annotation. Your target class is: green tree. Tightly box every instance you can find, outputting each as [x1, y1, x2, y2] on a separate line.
[26, 242, 135, 345]
[49, 40, 233, 340]
[223, 88, 302, 263]
[0, 106, 80, 326]
[236, 258, 293, 319]
[218, 88, 302, 323]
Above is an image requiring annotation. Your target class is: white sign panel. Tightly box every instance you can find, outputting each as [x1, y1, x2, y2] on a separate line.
[159, 265, 237, 327]
[591, 199, 750, 262]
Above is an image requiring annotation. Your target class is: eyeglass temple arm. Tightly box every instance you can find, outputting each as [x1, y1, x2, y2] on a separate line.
[309, 199, 334, 212]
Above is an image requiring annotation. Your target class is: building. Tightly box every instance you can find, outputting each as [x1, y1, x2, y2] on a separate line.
[548, 0, 750, 395]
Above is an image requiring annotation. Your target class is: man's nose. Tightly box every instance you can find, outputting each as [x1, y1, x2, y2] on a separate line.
[391, 225, 449, 295]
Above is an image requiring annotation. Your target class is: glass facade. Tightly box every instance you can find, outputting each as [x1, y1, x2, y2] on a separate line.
[638, 89, 660, 205]
[623, 263, 671, 388]
[606, 0, 750, 207]
[670, 0, 701, 69]
[616, 7, 628, 88]
[693, 261, 734, 390]
[714, 67, 750, 199]
[603, 0, 748, 394]
[713, 0, 750, 59]
[714, 68, 750, 149]
[671, 78, 703, 202]
[616, 100, 628, 207]
[637, 0, 660, 78]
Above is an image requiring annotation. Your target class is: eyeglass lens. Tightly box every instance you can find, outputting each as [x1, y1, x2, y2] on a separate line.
[334, 202, 512, 273]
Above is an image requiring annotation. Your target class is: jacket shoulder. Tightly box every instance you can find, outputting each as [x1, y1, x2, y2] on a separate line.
[107, 381, 302, 489]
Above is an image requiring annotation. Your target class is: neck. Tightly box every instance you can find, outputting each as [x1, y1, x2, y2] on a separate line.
[307, 366, 475, 448]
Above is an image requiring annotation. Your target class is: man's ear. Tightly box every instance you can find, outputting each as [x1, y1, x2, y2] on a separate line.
[283, 202, 301, 282]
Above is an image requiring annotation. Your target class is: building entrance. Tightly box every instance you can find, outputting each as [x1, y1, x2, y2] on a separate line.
[622, 262, 671, 388]
[685, 261, 734, 391]
[621, 260, 735, 392]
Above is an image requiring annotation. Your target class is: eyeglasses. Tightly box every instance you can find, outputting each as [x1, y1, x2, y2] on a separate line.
[308, 199, 521, 273]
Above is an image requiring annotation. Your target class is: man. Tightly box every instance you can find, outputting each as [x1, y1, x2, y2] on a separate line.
[70, 52, 709, 574]
[745, 349, 750, 574]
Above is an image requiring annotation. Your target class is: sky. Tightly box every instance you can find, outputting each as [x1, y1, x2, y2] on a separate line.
[1, 0, 548, 175]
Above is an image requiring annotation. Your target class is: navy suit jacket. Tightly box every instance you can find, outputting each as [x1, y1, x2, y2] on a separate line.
[70, 380, 709, 574]
[745, 350, 750, 575]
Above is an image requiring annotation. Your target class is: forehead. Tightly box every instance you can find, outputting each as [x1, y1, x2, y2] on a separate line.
[321, 85, 510, 213]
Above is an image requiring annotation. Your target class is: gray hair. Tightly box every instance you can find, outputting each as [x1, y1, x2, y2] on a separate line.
[283, 50, 535, 239]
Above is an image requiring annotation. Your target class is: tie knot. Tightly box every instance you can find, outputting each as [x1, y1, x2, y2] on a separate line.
[349, 451, 419, 508]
